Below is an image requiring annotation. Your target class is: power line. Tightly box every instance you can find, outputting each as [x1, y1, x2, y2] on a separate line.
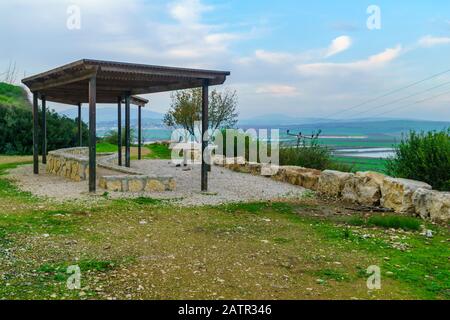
[346, 79, 450, 119]
[363, 88, 450, 119]
[320, 68, 450, 121]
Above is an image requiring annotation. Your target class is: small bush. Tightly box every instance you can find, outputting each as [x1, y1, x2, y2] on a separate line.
[279, 132, 354, 172]
[386, 129, 450, 191]
[367, 215, 421, 231]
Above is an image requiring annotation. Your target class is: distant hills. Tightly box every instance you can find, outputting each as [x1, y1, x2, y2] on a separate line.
[237, 113, 446, 127]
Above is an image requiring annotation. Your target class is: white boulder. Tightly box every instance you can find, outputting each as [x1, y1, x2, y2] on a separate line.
[381, 177, 432, 213]
[412, 188, 450, 222]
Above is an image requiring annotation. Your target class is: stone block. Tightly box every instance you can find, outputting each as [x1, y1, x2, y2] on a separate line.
[381, 177, 432, 213]
[318, 170, 354, 197]
[412, 188, 450, 222]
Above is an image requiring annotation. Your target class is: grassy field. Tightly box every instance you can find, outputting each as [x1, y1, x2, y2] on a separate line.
[96, 143, 150, 160]
[144, 143, 172, 160]
[332, 156, 387, 173]
[0, 156, 448, 300]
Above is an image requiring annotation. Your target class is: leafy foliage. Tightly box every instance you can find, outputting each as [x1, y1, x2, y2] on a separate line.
[163, 88, 238, 136]
[279, 132, 354, 171]
[386, 129, 450, 191]
[0, 83, 88, 155]
[0, 82, 30, 109]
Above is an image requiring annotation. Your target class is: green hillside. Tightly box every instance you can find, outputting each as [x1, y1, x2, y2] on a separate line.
[0, 82, 88, 155]
[0, 82, 30, 109]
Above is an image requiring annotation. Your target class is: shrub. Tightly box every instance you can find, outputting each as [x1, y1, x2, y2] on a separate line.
[214, 129, 264, 161]
[279, 133, 354, 172]
[0, 105, 88, 155]
[367, 215, 421, 231]
[386, 129, 450, 191]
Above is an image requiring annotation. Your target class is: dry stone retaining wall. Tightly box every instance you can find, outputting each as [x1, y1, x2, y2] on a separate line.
[213, 155, 449, 222]
[46, 148, 90, 182]
[46, 147, 175, 192]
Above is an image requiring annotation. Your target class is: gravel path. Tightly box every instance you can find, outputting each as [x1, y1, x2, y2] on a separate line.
[7, 161, 307, 206]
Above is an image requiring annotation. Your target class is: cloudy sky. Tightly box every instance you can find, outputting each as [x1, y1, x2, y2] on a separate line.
[2, 0, 450, 121]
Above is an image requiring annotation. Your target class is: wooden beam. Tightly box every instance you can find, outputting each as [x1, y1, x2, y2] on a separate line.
[29, 67, 98, 92]
[117, 97, 122, 166]
[201, 79, 209, 191]
[88, 76, 97, 193]
[78, 103, 82, 146]
[125, 93, 131, 168]
[33, 92, 39, 174]
[41, 96, 47, 164]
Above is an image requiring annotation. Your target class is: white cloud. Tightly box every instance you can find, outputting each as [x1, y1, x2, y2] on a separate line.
[255, 85, 299, 96]
[254, 50, 296, 64]
[240, 35, 352, 65]
[418, 35, 450, 47]
[297, 45, 402, 75]
[168, 0, 212, 25]
[325, 35, 352, 57]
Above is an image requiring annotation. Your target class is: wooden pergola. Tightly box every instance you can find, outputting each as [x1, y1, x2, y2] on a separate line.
[22, 59, 230, 192]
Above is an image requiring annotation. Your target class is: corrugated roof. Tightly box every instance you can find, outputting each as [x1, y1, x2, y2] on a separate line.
[22, 59, 230, 105]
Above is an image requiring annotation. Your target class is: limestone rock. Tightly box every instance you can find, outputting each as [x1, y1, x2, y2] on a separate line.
[247, 162, 261, 175]
[261, 164, 280, 177]
[106, 179, 122, 192]
[381, 177, 432, 213]
[146, 179, 166, 192]
[318, 170, 354, 197]
[128, 178, 145, 192]
[412, 188, 450, 222]
[342, 172, 382, 205]
[297, 169, 321, 191]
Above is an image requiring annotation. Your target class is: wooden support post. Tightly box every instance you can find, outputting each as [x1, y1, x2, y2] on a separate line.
[32, 92, 39, 174]
[41, 95, 47, 164]
[88, 76, 97, 193]
[78, 103, 82, 146]
[117, 97, 122, 166]
[138, 105, 142, 160]
[125, 93, 131, 168]
[201, 79, 209, 191]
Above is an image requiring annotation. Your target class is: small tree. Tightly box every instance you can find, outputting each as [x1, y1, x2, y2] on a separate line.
[163, 88, 238, 137]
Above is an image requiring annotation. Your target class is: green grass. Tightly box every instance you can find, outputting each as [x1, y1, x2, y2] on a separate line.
[367, 215, 422, 231]
[0, 158, 448, 300]
[96, 142, 117, 153]
[345, 215, 422, 231]
[314, 269, 350, 282]
[301, 214, 449, 299]
[145, 143, 172, 159]
[38, 259, 115, 277]
[332, 156, 387, 172]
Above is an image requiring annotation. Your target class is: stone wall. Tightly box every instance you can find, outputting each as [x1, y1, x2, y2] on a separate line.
[99, 175, 175, 192]
[46, 147, 176, 193]
[46, 148, 90, 182]
[213, 155, 449, 223]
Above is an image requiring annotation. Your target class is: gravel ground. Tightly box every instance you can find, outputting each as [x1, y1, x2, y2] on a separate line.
[7, 161, 307, 205]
